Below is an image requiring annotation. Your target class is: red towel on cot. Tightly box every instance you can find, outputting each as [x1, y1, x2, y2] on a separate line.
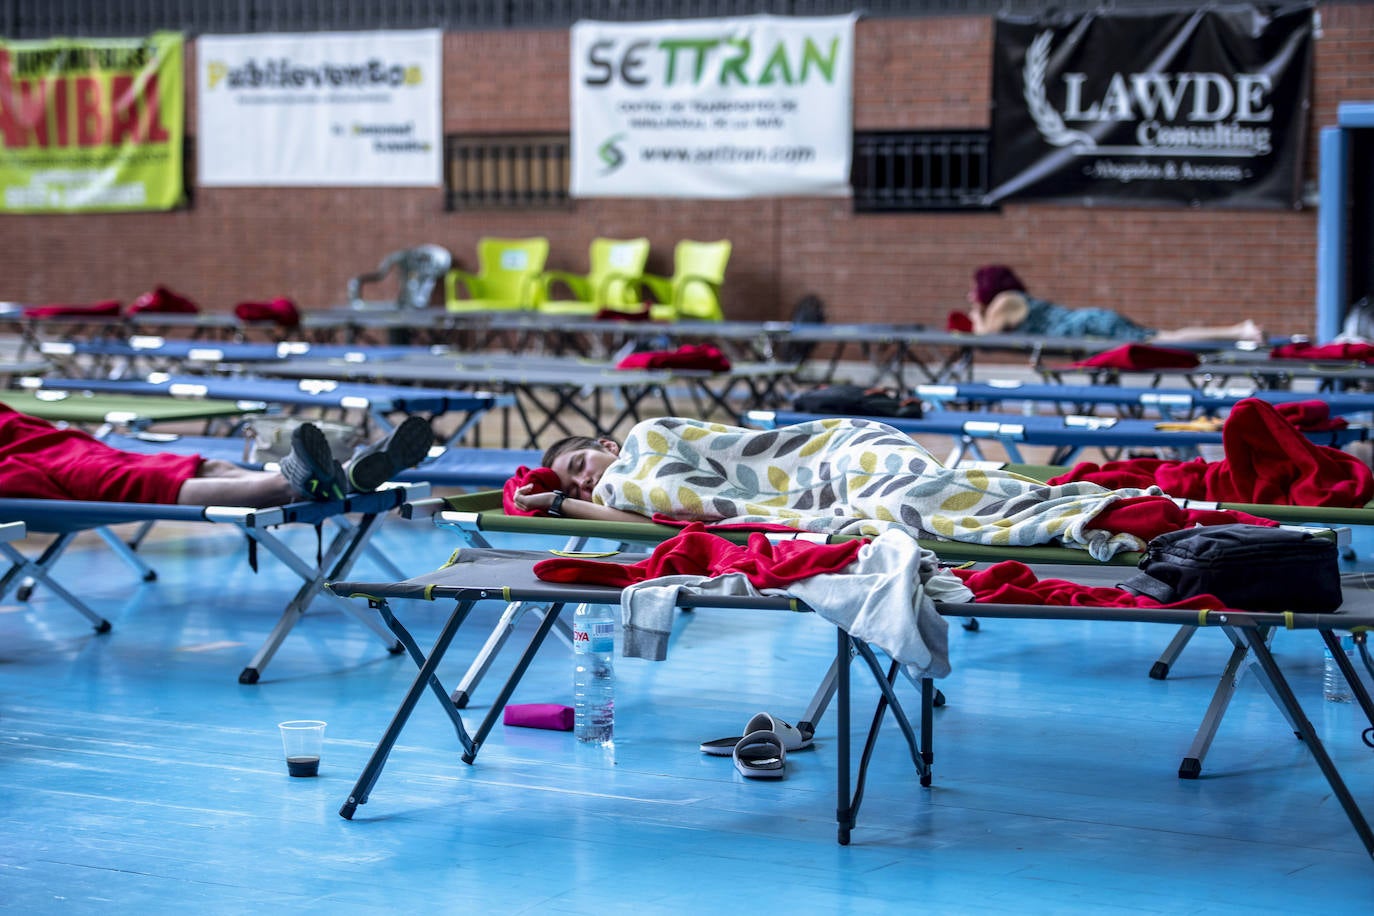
[1068, 344, 1200, 371]
[616, 344, 732, 372]
[1085, 495, 1276, 542]
[0, 403, 201, 503]
[22, 299, 122, 319]
[1273, 400, 1348, 432]
[951, 561, 1225, 609]
[946, 311, 974, 333]
[534, 522, 863, 589]
[1048, 398, 1374, 507]
[128, 285, 199, 314]
[1269, 341, 1374, 363]
[235, 297, 301, 328]
[502, 465, 562, 516]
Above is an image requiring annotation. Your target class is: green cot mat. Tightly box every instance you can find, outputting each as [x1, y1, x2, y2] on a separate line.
[411, 488, 1147, 567]
[2, 389, 261, 426]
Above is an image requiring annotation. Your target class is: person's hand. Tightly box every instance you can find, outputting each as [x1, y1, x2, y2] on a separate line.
[512, 483, 557, 513]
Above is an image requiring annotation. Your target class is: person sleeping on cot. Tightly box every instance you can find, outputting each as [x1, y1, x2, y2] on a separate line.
[0, 402, 433, 507]
[509, 415, 1276, 562]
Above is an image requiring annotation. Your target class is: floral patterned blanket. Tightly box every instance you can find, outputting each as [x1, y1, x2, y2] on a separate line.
[592, 417, 1155, 560]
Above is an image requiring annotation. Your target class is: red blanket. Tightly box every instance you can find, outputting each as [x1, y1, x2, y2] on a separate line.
[534, 522, 862, 588]
[617, 343, 731, 372]
[502, 465, 562, 516]
[128, 285, 199, 314]
[0, 403, 200, 503]
[1048, 398, 1374, 507]
[235, 297, 300, 328]
[1270, 341, 1374, 363]
[952, 560, 1224, 609]
[22, 299, 122, 319]
[1068, 343, 1199, 371]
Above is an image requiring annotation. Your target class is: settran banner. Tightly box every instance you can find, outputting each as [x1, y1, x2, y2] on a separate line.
[0, 32, 184, 213]
[197, 30, 441, 187]
[571, 14, 856, 199]
[988, 5, 1312, 208]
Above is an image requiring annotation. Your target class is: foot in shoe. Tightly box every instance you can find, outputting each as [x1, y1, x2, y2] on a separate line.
[346, 416, 434, 492]
[279, 422, 348, 501]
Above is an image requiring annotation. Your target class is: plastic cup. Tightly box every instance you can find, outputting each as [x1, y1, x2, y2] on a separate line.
[278, 720, 326, 777]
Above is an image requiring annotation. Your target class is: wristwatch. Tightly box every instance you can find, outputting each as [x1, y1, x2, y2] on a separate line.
[547, 490, 567, 517]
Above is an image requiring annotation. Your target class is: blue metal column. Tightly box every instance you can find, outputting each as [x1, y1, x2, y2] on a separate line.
[1317, 126, 1349, 343]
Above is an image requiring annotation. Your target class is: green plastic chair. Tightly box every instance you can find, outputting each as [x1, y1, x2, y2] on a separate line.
[445, 237, 549, 313]
[644, 239, 732, 322]
[536, 237, 651, 317]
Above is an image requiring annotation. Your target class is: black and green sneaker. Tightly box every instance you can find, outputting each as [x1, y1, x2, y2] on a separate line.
[279, 422, 347, 502]
[345, 415, 434, 492]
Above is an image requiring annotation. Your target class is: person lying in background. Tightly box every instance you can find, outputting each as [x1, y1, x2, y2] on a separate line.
[0, 403, 432, 507]
[964, 263, 1265, 344]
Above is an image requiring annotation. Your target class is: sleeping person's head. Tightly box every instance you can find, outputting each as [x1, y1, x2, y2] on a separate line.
[541, 435, 621, 501]
[969, 264, 1026, 307]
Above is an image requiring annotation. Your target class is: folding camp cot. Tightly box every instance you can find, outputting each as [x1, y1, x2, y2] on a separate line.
[254, 352, 796, 449]
[402, 487, 1365, 785]
[747, 407, 1369, 465]
[912, 379, 1374, 420]
[21, 374, 513, 444]
[325, 547, 1374, 856]
[38, 337, 430, 378]
[0, 482, 430, 683]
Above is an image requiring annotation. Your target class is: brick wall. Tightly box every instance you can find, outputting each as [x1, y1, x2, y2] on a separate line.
[2, 6, 1372, 338]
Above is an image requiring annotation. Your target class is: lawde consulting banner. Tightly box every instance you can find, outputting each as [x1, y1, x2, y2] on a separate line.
[987, 4, 1312, 208]
[571, 14, 857, 199]
[197, 30, 441, 187]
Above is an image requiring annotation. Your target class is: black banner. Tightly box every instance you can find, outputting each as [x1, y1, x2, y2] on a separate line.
[988, 5, 1312, 209]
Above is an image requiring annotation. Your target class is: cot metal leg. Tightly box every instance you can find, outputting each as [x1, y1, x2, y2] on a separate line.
[833, 631, 933, 846]
[449, 601, 569, 707]
[799, 646, 945, 741]
[95, 526, 158, 581]
[836, 628, 853, 845]
[458, 600, 570, 765]
[238, 512, 400, 685]
[1178, 626, 1265, 779]
[1177, 625, 1374, 780]
[1150, 624, 1197, 679]
[341, 597, 477, 820]
[445, 533, 593, 707]
[0, 537, 113, 632]
[1238, 627, 1374, 859]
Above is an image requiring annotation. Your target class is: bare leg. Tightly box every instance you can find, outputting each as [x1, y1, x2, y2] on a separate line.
[1152, 319, 1264, 344]
[175, 459, 299, 507]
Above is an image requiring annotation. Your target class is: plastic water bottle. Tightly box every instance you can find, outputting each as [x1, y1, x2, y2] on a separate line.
[1323, 635, 1355, 703]
[572, 603, 615, 744]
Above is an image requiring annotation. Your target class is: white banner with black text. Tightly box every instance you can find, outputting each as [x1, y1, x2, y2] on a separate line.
[197, 30, 442, 187]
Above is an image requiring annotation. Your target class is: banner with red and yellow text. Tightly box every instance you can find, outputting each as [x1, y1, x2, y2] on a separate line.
[0, 32, 184, 213]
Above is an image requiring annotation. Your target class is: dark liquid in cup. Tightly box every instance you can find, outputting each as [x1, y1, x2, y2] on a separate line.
[287, 756, 320, 777]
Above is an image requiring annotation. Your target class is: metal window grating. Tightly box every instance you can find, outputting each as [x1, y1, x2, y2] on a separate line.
[851, 130, 991, 213]
[445, 133, 571, 210]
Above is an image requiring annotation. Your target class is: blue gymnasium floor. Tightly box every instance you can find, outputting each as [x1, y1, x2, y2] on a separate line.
[2, 515, 1373, 913]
